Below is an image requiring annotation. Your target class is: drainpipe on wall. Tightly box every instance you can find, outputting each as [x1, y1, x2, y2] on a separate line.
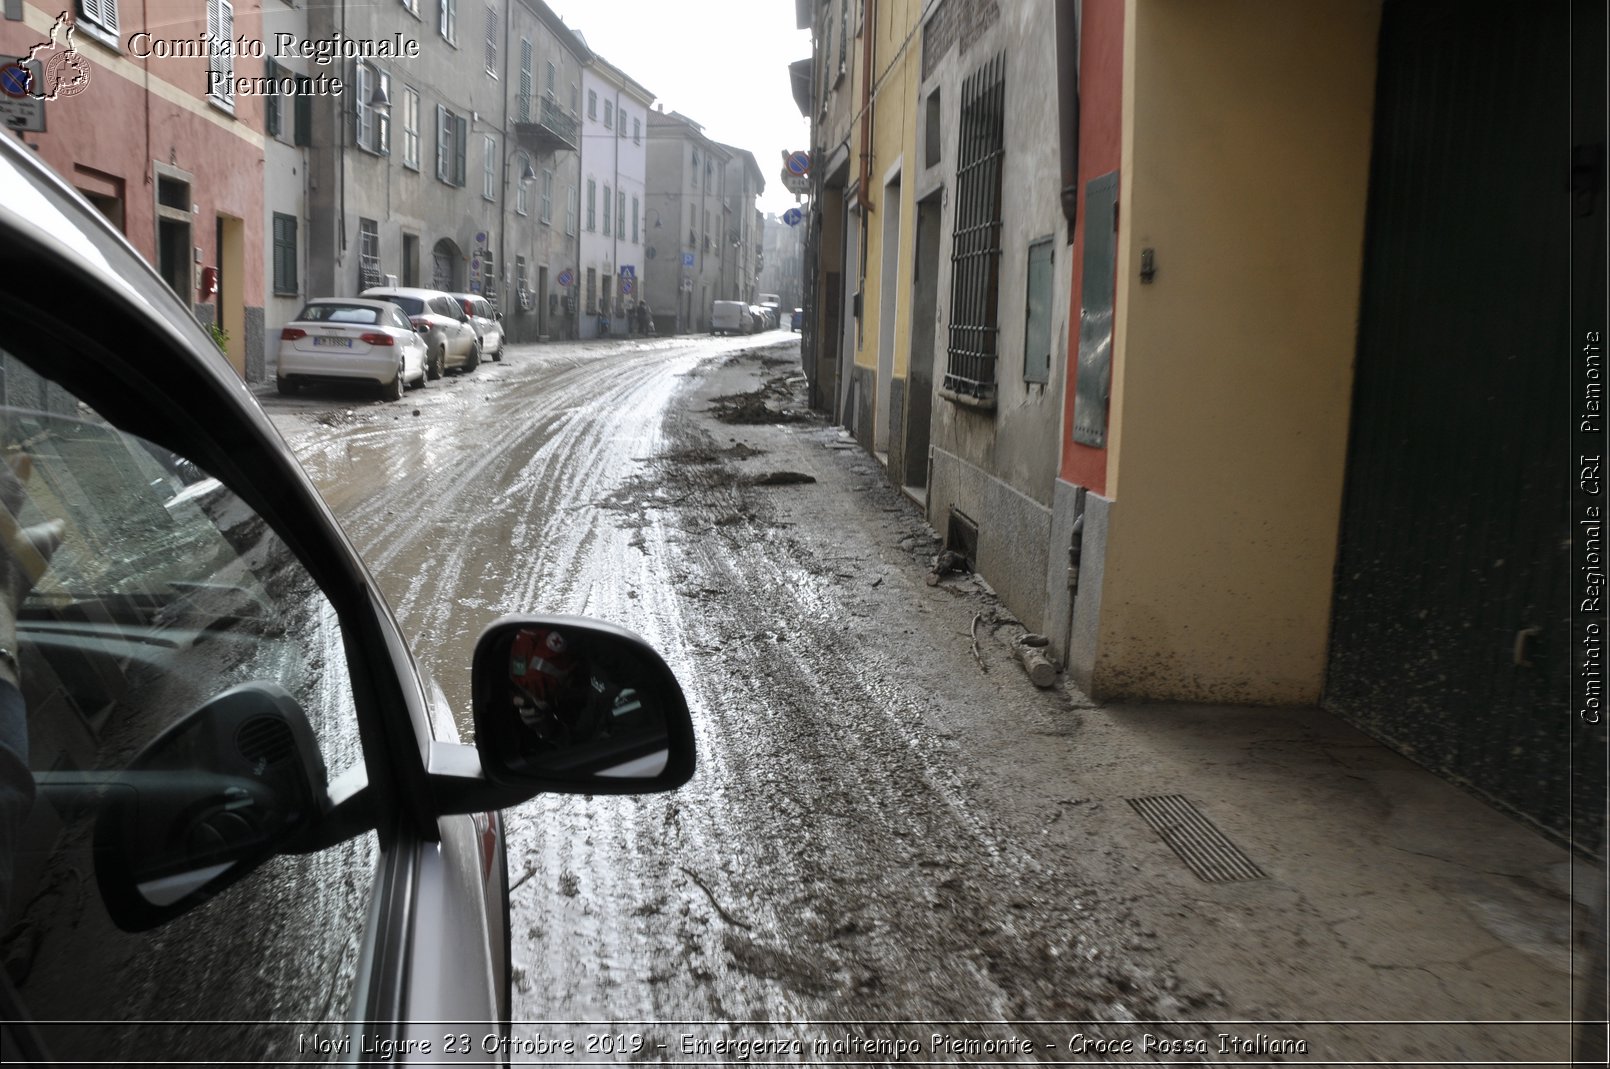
[857, 0, 876, 222]
[1055, 0, 1081, 237]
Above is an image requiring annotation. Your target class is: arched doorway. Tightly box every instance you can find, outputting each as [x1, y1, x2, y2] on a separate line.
[431, 238, 462, 291]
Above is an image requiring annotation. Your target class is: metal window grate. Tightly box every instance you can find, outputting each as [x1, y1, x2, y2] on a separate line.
[944, 53, 1006, 401]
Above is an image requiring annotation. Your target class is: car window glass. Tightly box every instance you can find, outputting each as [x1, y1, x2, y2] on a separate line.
[386, 295, 425, 316]
[298, 303, 381, 325]
[0, 351, 377, 1061]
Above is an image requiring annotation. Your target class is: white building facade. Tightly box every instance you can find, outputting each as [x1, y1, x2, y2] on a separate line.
[577, 58, 653, 338]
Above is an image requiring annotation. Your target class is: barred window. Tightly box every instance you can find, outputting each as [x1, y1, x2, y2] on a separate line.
[358, 218, 382, 290]
[943, 53, 1006, 403]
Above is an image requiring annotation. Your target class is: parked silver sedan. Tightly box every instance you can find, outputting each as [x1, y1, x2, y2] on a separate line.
[451, 293, 505, 362]
[362, 286, 481, 378]
[275, 298, 428, 400]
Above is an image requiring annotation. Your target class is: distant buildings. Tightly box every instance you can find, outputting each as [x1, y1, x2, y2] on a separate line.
[2, 0, 766, 368]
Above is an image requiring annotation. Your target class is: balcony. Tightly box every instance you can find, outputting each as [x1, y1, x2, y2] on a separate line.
[516, 96, 579, 154]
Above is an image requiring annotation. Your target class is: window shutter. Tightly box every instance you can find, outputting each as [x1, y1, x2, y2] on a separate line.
[264, 58, 280, 136]
[454, 115, 466, 185]
[437, 105, 448, 180]
[294, 78, 313, 146]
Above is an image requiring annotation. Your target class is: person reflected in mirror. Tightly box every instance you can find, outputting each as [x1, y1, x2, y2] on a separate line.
[0, 451, 66, 914]
[509, 627, 593, 750]
[507, 626, 649, 761]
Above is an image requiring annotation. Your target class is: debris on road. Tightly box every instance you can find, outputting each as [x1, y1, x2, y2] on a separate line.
[1013, 632, 1058, 688]
[927, 548, 971, 586]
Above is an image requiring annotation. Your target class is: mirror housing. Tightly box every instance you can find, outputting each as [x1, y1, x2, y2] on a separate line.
[80, 682, 330, 932]
[469, 615, 695, 796]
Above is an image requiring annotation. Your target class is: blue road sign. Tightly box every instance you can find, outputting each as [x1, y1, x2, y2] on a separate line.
[557, 269, 574, 287]
[782, 207, 804, 227]
[619, 265, 635, 278]
[786, 150, 811, 176]
[681, 252, 695, 267]
[0, 64, 30, 98]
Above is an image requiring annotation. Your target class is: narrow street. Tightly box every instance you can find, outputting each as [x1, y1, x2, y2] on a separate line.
[261, 333, 1574, 1064]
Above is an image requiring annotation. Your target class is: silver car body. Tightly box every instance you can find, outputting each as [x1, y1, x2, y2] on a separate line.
[0, 133, 506, 1060]
[451, 293, 504, 360]
[363, 286, 481, 374]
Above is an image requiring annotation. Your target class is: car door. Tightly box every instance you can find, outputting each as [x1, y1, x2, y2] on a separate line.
[0, 158, 501, 1060]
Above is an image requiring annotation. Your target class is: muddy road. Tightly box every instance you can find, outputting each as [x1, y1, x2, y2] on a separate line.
[261, 333, 1219, 1058]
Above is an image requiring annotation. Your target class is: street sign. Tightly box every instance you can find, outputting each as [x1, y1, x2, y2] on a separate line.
[782, 207, 803, 227]
[780, 169, 810, 197]
[681, 252, 695, 268]
[0, 57, 44, 133]
[621, 278, 634, 296]
[785, 150, 811, 176]
[557, 268, 574, 288]
[619, 265, 635, 278]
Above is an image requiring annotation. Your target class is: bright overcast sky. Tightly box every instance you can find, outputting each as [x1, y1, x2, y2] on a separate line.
[544, 0, 813, 218]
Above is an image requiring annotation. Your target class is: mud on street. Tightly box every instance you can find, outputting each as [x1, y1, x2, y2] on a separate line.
[262, 334, 1567, 1064]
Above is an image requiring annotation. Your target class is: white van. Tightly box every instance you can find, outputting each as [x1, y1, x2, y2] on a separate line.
[711, 300, 752, 335]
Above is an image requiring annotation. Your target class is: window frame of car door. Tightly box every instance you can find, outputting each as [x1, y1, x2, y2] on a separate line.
[0, 216, 445, 1031]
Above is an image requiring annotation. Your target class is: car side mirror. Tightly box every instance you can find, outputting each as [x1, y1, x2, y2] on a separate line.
[470, 616, 695, 795]
[52, 682, 332, 931]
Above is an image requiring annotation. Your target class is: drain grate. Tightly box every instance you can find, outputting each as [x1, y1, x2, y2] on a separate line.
[1127, 795, 1268, 883]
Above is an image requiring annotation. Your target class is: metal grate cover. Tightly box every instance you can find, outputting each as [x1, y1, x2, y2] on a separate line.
[1127, 795, 1268, 883]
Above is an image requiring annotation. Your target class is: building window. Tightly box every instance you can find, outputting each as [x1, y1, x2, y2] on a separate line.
[616, 191, 625, 240]
[602, 184, 611, 236]
[633, 117, 641, 145]
[603, 100, 613, 129]
[546, 61, 557, 97]
[76, 0, 118, 39]
[207, 0, 234, 109]
[566, 185, 577, 235]
[294, 76, 313, 145]
[358, 218, 381, 290]
[272, 212, 297, 295]
[838, 0, 848, 78]
[587, 89, 597, 119]
[1023, 237, 1053, 383]
[569, 81, 578, 113]
[483, 135, 497, 200]
[437, 105, 466, 186]
[517, 38, 533, 121]
[540, 169, 553, 223]
[264, 58, 282, 137]
[924, 89, 942, 168]
[516, 255, 530, 308]
[402, 86, 420, 169]
[515, 157, 529, 215]
[630, 195, 639, 243]
[483, 4, 498, 74]
[439, 0, 456, 44]
[943, 53, 1006, 401]
[586, 179, 596, 230]
[355, 64, 391, 154]
[585, 267, 596, 315]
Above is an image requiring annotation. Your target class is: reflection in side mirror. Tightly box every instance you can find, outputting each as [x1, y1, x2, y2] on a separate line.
[471, 616, 695, 794]
[83, 682, 328, 931]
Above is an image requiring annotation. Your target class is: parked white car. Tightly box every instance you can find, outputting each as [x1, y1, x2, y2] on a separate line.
[362, 286, 481, 378]
[711, 300, 752, 336]
[276, 298, 428, 400]
[450, 292, 504, 362]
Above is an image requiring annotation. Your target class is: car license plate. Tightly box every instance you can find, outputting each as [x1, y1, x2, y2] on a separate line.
[313, 336, 353, 348]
